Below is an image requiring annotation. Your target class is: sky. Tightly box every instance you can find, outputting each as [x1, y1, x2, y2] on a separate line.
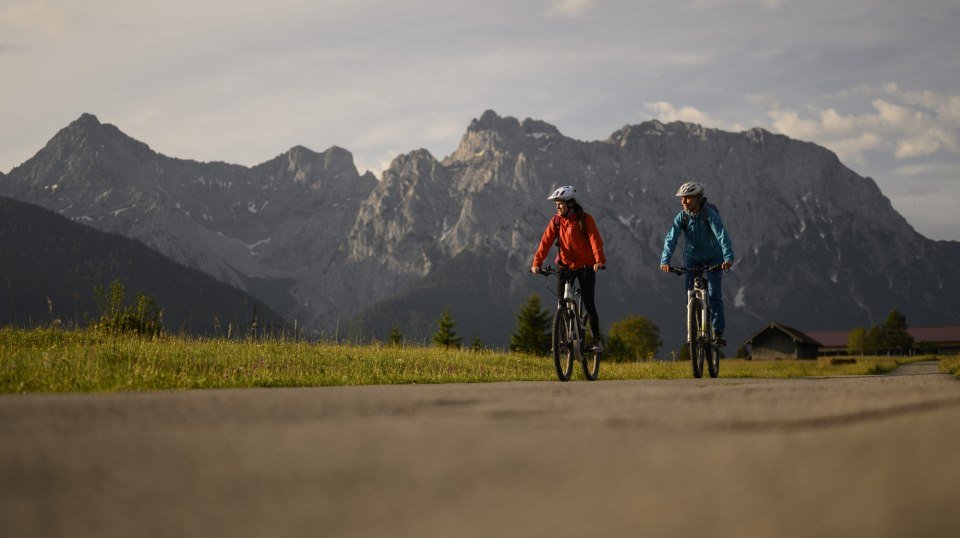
[2, 0, 959, 240]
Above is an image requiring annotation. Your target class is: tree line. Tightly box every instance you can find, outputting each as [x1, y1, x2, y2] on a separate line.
[846, 307, 917, 356]
[402, 293, 663, 361]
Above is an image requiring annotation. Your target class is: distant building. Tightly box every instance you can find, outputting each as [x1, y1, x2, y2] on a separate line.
[747, 324, 960, 358]
[745, 322, 821, 360]
[906, 327, 960, 354]
[802, 331, 849, 356]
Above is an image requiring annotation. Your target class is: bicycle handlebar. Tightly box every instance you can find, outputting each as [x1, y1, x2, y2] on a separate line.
[535, 265, 604, 277]
[666, 263, 726, 276]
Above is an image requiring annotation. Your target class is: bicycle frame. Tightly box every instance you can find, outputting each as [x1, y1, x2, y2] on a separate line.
[667, 264, 724, 378]
[536, 266, 601, 381]
[551, 269, 587, 361]
[687, 272, 713, 346]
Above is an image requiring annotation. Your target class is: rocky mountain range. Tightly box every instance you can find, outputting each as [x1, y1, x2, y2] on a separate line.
[3, 111, 960, 350]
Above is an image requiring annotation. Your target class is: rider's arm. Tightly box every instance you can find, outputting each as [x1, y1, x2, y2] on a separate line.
[532, 216, 559, 270]
[660, 212, 683, 267]
[584, 214, 606, 268]
[707, 209, 735, 264]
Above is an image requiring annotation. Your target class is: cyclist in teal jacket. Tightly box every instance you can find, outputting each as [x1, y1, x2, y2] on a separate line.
[659, 181, 735, 345]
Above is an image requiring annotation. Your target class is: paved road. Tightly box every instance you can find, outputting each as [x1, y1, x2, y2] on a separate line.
[2, 363, 959, 538]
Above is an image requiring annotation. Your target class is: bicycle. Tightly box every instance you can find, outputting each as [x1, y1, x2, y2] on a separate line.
[536, 266, 602, 382]
[665, 264, 726, 378]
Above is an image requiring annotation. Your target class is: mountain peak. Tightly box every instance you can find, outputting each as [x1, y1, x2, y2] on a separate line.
[468, 110, 522, 134]
[74, 113, 102, 127]
[52, 112, 152, 156]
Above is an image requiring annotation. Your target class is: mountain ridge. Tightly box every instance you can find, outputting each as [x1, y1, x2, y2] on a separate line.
[2, 111, 958, 350]
[0, 195, 285, 333]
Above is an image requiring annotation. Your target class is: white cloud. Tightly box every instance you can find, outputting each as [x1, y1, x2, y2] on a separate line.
[644, 102, 722, 128]
[354, 149, 399, 178]
[544, 0, 601, 18]
[892, 162, 960, 177]
[764, 86, 960, 164]
[0, 2, 66, 34]
[690, 0, 784, 9]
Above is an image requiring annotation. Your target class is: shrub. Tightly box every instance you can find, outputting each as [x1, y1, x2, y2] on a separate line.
[93, 280, 163, 338]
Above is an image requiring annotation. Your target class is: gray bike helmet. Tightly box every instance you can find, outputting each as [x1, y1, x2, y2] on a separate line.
[547, 185, 578, 201]
[675, 181, 704, 197]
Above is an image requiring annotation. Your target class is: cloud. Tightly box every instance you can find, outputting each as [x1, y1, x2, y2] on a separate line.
[690, 0, 785, 9]
[0, 3, 66, 34]
[644, 101, 722, 128]
[544, 0, 601, 18]
[764, 85, 960, 164]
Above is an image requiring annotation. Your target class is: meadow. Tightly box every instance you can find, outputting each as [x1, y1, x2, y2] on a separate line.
[0, 327, 954, 393]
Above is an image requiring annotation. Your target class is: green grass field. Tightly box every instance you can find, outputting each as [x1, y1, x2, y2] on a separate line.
[0, 327, 953, 393]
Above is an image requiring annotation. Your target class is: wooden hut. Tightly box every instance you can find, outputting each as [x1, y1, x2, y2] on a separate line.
[745, 322, 821, 360]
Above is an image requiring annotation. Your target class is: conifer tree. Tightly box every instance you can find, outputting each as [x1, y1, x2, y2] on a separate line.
[880, 307, 913, 355]
[509, 294, 551, 355]
[432, 307, 462, 348]
[389, 325, 403, 346]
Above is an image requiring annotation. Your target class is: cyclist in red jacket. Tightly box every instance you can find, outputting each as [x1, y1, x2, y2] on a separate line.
[531, 186, 607, 351]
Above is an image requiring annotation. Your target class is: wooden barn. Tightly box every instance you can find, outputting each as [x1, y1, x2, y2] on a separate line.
[745, 322, 821, 360]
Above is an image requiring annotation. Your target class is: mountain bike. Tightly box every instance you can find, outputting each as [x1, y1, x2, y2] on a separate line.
[666, 264, 725, 378]
[536, 266, 602, 382]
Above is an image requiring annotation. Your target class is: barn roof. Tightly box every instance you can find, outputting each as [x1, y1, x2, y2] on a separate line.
[790, 326, 960, 348]
[804, 331, 849, 347]
[746, 322, 821, 346]
[909, 326, 960, 343]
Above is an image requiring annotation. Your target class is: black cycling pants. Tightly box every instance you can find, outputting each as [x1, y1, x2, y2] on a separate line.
[557, 268, 601, 340]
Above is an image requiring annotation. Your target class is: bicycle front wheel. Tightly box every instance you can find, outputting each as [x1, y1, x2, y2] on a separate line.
[688, 299, 704, 378]
[704, 310, 720, 378]
[582, 348, 601, 381]
[552, 308, 575, 382]
[707, 345, 720, 378]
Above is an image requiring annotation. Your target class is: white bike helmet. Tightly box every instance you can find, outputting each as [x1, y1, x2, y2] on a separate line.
[675, 181, 704, 197]
[547, 185, 577, 201]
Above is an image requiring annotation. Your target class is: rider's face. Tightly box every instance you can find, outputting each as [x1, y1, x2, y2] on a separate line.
[555, 201, 569, 216]
[681, 195, 701, 212]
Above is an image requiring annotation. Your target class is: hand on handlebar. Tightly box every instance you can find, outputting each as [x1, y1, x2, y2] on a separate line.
[721, 260, 733, 270]
[530, 265, 541, 274]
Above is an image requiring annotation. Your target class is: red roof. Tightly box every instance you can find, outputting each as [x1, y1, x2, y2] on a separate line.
[805, 326, 960, 348]
[804, 331, 850, 347]
[909, 326, 960, 343]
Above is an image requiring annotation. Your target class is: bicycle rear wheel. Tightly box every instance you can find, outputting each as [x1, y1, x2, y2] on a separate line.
[688, 299, 704, 378]
[552, 308, 575, 382]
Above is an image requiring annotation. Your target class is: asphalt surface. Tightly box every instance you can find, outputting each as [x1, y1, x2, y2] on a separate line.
[2, 361, 959, 538]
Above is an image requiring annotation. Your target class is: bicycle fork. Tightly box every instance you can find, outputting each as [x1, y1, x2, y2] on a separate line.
[686, 289, 711, 343]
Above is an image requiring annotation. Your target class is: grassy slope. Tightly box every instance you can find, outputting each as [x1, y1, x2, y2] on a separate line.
[0, 328, 951, 394]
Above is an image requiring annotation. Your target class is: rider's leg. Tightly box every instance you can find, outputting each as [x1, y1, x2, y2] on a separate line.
[556, 273, 566, 306]
[706, 269, 725, 340]
[578, 270, 602, 344]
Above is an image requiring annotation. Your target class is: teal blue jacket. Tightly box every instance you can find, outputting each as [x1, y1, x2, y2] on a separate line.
[660, 206, 735, 266]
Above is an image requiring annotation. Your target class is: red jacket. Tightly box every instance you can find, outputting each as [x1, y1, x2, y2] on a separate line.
[533, 210, 606, 269]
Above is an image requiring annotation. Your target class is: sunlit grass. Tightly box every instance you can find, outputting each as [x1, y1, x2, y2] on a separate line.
[0, 327, 951, 393]
[941, 355, 960, 379]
